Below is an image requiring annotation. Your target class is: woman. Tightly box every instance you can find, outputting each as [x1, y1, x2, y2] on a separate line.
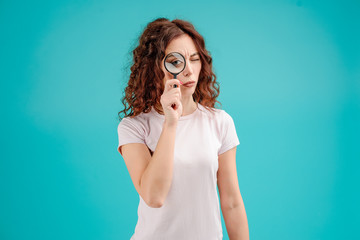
[117, 17, 249, 240]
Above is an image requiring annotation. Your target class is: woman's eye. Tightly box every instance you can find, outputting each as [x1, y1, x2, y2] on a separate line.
[171, 60, 182, 66]
[191, 59, 200, 61]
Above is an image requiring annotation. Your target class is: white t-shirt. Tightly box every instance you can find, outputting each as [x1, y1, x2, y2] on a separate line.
[117, 102, 240, 240]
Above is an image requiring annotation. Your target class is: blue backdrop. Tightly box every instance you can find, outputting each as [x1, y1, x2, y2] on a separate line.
[1, 0, 359, 239]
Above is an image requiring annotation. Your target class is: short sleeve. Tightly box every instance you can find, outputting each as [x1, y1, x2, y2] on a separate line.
[218, 111, 240, 155]
[117, 117, 146, 156]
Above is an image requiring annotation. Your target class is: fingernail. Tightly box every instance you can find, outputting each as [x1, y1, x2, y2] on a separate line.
[179, 81, 183, 85]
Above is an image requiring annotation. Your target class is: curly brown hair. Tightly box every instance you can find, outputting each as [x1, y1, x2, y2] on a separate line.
[118, 17, 221, 120]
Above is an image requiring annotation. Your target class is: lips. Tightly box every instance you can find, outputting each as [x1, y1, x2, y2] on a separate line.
[183, 81, 195, 86]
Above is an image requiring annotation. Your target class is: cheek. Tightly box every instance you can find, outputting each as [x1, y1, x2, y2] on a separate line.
[196, 64, 202, 76]
[161, 65, 170, 79]
[163, 71, 173, 80]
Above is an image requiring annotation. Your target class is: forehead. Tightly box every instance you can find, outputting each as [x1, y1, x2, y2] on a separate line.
[165, 34, 198, 56]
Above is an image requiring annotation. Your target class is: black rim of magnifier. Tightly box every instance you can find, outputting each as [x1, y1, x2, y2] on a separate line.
[164, 52, 186, 79]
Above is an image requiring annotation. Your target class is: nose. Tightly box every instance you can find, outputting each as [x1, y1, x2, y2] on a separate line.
[182, 60, 193, 77]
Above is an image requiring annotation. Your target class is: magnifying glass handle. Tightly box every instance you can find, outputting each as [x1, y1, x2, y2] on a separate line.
[172, 74, 178, 88]
[172, 73, 178, 108]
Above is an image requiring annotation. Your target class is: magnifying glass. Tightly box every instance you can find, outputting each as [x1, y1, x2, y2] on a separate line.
[164, 52, 186, 88]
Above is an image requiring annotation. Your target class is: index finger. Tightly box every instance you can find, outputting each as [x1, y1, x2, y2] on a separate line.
[164, 79, 182, 91]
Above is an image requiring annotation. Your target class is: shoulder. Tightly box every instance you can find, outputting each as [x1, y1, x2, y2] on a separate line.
[117, 110, 153, 132]
[198, 103, 231, 122]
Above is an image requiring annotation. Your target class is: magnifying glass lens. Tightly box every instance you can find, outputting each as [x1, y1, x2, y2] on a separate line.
[164, 52, 186, 77]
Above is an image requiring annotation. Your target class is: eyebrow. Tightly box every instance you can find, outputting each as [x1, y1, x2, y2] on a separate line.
[190, 52, 199, 57]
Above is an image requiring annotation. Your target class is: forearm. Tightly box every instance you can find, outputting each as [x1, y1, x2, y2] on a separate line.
[140, 120, 177, 207]
[222, 196, 249, 240]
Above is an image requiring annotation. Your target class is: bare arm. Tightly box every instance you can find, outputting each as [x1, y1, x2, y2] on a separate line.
[222, 194, 249, 240]
[140, 120, 177, 208]
[218, 147, 249, 239]
[121, 79, 182, 208]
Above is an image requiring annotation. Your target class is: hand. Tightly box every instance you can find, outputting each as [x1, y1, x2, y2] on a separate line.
[160, 79, 183, 125]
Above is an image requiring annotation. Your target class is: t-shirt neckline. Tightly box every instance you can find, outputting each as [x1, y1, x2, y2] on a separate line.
[151, 103, 202, 121]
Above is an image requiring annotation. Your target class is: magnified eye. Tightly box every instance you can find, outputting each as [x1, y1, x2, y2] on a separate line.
[164, 52, 186, 75]
[171, 60, 183, 66]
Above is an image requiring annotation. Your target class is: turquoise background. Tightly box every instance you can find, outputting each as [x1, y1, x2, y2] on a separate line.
[1, 0, 359, 239]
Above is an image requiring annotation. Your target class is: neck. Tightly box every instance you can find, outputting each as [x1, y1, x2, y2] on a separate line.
[181, 96, 198, 116]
